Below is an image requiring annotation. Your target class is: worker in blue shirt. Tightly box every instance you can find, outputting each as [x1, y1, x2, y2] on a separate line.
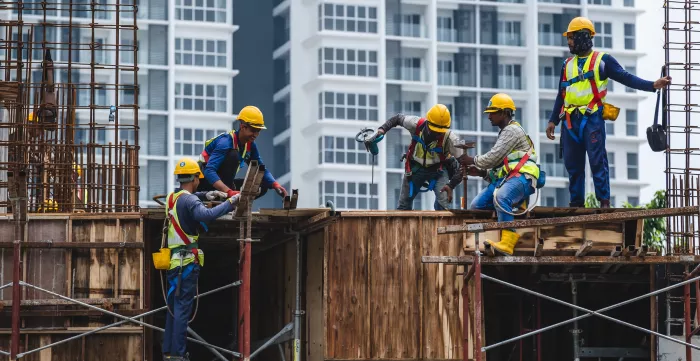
[545, 17, 671, 208]
[162, 158, 240, 361]
[197, 105, 287, 199]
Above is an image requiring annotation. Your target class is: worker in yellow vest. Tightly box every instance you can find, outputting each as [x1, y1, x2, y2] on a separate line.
[197, 105, 287, 200]
[545, 17, 671, 208]
[460, 93, 544, 256]
[162, 158, 239, 361]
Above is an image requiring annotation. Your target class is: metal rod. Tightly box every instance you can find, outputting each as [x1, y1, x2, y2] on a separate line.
[249, 322, 293, 359]
[480, 273, 700, 352]
[536, 297, 542, 361]
[188, 327, 227, 361]
[571, 279, 580, 361]
[15, 281, 242, 358]
[473, 233, 483, 361]
[11, 240, 21, 359]
[686, 265, 693, 361]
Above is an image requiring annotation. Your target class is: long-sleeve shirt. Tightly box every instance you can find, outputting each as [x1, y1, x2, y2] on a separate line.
[380, 114, 466, 188]
[172, 190, 234, 236]
[549, 53, 656, 126]
[474, 122, 536, 187]
[203, 131, 276, 188]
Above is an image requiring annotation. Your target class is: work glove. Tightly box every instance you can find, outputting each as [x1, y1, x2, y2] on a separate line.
[205, 190, 228, 201]
[364, 128, 385, 152]
[227, 193, 241, 206]
[227, 189, 240, 198]
[271, 181, 288, 198]
[440, 185, 453, 203]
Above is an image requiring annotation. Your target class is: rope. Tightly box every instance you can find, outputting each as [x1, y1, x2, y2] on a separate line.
[160, 217, 199, 323]
[492, 182, 540, 217]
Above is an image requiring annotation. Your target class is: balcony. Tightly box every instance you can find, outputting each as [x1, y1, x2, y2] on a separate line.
[539, 75, 558, 89]
[538, 0, 580, 3]
[498, 75, 523, 90]
[437, 28, 457, 42]
[542, 162, 566, 178]
[388, 67, 425, 82]
[539, 32, 567, 47]
[497, 32, 523, 47]
[438, 72, 458, 86]
[387, 22, 426, 38]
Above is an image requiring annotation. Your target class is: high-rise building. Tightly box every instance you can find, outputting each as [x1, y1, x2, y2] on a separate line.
[273, 0, 648, 210]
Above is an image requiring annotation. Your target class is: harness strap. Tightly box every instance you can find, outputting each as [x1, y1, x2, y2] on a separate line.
[167, 193, 200, 265]
[167, 262, 195, 299]
[562, 51, 605, 144]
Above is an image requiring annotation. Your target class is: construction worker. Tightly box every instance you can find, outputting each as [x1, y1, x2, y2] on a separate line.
[197, 105, 287, 199]
[546, 17, 671, 208]
[460, 93, 543, 256]
[366, 104, 464, 210]
[162, 157, 240, 361]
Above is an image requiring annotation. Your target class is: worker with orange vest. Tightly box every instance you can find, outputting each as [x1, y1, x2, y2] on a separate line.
[197, 105, 287, 199]
[545, 17, 671, 208]
[366, 104, 465, 210]
[162, 158, 239, 361]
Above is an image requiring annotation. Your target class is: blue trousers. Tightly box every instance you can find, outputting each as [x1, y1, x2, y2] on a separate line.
[162, 263, 200, 357]
[561, 111, 610, 205]
[397, 165, 450, 210]
[470, 175, 535, 224]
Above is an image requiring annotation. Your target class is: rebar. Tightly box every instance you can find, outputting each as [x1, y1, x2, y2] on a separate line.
[0, 1, 139, 214]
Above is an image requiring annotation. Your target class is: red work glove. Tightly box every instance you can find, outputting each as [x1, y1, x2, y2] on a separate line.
[227, 189, 240, 198]
[271, 182, 288, 198]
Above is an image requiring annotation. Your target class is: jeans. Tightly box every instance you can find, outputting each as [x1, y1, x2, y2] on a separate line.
[397, 165, 450, 210]
[470, 175, 535, 224]
[162, 263, 200, 357]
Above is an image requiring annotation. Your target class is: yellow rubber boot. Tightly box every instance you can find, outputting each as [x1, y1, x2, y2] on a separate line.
[484, 229, 520, 256]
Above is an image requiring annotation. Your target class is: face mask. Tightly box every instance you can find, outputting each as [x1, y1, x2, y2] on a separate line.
[570, 30, 593, 56]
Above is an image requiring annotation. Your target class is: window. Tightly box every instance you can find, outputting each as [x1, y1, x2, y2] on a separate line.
[624, 24, 635, 50]
[319, 180, 378, 210]
[175, 127, 227, 156]
[140, 160, 167, 201]
[498, 64, 522, 89]
[318, 91, 379, 121]
[175, 38, 227, 68]
[176, 0, 227, 23]
[318, 136, 376, 165]
[625, 66, 637, 93]
[608, 152, 615, 179]
[624, 0, 634, 7]
[627, 153, 638, 180]
[626, 109, 637, 136]
[319, 3, 378, 33]
[588, 0, 611, 4]
[175, 83, 227, 112]
[318, 47, 378, 77]
[627, 196, 639, 207]
[606, 122, 614, 135]
[593, 22, 612, 48]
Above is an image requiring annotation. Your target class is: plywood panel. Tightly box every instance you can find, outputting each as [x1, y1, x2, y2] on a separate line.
[368, 217, 420, 359]
[422, 217, 464, 359]
[306, 230, 324, 361]
[325, 218, 369, 359]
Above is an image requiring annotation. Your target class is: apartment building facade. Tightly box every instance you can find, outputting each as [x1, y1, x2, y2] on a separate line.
[273, 0, 648, 210]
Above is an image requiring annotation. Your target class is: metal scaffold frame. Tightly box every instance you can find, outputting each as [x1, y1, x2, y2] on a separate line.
[424, 206, 700, 361]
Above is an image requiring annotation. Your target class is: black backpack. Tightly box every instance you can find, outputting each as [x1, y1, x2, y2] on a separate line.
[646, 68, 667, 152]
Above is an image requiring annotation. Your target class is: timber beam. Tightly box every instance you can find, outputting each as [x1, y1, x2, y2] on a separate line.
[421, 255, 700, 265]
[437, 206, 699, 234]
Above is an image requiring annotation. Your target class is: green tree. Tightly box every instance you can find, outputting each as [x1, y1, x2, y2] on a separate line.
[622, 190, 666, 253]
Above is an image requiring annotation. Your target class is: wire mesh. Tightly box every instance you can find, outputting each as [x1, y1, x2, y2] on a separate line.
[0, 1, 139, 213]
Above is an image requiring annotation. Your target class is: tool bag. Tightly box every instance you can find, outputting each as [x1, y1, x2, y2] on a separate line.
[646, 68, 667, 152]
[153, 220, 171, 270]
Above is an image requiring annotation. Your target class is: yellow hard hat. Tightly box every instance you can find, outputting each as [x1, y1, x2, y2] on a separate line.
[39, 198, 58, 212]
[27, 112, 35, 122]
[174, 157, 203, 178]
[238, 105, 266, 130]
[484, 93, 516, 113]
[563, 17, 596, 37]
[73, 163, 82, 178]
[426, 104, 451, 133]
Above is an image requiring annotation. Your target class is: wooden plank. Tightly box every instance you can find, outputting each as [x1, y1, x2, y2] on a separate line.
[325, 218, 370, 359]
[306, 230, 324, 361]
[259, 208, 330, 218]
[422, 217, 463, 359]
[368, 217, 420, 359]
[576, 241, 594, 257]
[421, 255, 700, 265]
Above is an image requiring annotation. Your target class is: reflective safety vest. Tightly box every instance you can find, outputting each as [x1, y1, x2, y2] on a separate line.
[490, 122, 540, 181]
[560, 51, 608, 116]
[166, 190, 204, 270]
[405, 118, 449, 175]
[199, 130, 250, 175]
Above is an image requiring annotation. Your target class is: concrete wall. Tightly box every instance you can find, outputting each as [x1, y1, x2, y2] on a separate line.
[659, 336, 700, 360]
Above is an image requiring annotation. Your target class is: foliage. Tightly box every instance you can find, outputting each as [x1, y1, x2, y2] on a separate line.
[584, 192, 600, 208]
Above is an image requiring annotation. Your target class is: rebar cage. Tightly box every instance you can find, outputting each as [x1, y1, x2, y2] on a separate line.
[665, 0, 700, 255]
[0, 0, 139, 213]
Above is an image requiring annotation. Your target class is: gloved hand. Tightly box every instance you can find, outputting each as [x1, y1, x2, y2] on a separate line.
[227, 193, 241, 206]
[271, 181, 288, 198]
[440, 185, 453, 203]
[364, 128, 385, 151]
[227, 189, 240, 198]
[205, 190, 228, 201]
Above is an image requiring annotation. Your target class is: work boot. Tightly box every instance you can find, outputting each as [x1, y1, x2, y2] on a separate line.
[569, 201, 584, 208]
[484, 229, 520, 256]
[600, 199, 610, 208]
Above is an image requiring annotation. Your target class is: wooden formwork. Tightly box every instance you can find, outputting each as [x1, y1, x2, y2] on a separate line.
[0, 213, 144, 361]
